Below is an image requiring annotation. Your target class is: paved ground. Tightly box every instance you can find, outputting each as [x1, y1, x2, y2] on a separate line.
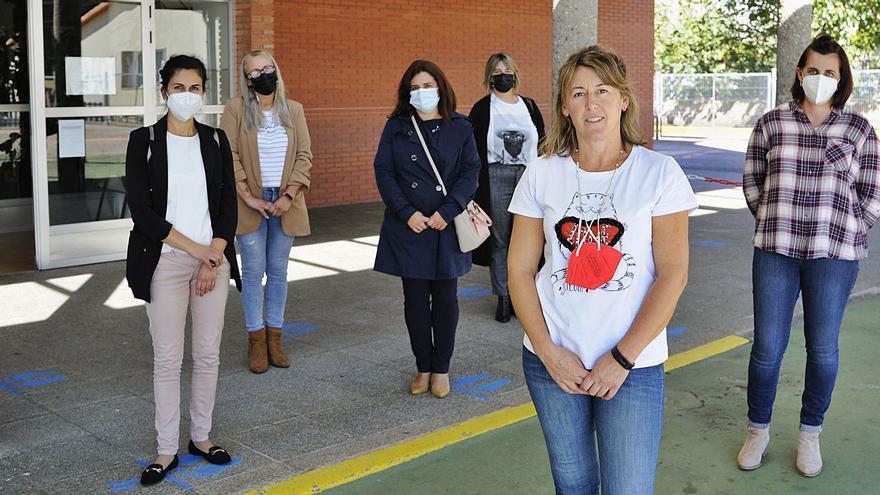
[323, 296, 880, 495]
[1, 137, 878, 494]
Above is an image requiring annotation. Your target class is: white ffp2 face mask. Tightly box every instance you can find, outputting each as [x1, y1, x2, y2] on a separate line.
[166, 91, 204, 121]
[801, 74, 838, 106]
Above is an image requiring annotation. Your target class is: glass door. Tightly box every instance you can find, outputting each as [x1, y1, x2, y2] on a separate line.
[153, 1, 233, 126]
[28, 0, 151, 269]
[0, 0, 34, 273]
[27, 0, 232, 269]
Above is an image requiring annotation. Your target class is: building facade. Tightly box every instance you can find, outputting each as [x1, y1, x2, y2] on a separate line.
[0, 0, 652, 272]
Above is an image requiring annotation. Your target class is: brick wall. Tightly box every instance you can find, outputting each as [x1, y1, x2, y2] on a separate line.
[235, 0, 552, 207]
[235, 0, 274, 54]
[598, 0, 654, 148]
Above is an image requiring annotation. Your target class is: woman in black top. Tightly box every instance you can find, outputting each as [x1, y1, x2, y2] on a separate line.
[468, 53, 545, 323]
[125, 55, 241, 486]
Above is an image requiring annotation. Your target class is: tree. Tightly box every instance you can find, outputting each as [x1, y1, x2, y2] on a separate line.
[655, 0, 777, 73]
[656, 0, 880, 73]
[813, 0, 880, 68]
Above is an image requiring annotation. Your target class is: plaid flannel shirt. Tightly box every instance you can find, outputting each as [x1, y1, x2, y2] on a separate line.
[743, 101, 880, 260]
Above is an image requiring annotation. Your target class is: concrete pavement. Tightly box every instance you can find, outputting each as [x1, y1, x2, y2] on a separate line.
[1, 136, 879, 494]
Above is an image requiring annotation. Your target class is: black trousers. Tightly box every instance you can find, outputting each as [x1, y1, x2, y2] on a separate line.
[401, 277, 459, 373]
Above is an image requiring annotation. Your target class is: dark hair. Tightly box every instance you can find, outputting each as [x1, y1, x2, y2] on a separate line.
[389, 60, 456, 120]
[159, 55, 208, 91]
[791, 33, 853, 107]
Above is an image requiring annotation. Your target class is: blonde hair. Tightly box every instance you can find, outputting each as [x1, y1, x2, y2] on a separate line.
[482, 53, 521, 92]
[239, 49, 293, 132]
[540, 45, 644, 157]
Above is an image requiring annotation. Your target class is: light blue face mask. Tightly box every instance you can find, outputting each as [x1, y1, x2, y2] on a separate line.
[410, 88, 440, 113]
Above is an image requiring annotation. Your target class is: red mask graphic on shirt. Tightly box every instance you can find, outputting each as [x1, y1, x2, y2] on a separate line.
[555, 216, 626, 290]
[566, 242, 624, 289]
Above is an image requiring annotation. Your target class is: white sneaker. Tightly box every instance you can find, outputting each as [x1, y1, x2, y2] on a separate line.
[737, 426, 770, 470]
[796, 430, 822, 477]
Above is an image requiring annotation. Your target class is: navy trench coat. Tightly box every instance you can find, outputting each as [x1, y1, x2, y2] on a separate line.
[373, 112, 481, 280]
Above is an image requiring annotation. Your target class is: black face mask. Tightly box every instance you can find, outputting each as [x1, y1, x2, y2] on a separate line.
[491, 73, 516, 93]
[250, 72, 278, 96]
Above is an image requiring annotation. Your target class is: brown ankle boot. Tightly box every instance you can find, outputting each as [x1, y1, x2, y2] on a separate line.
[248, 329, 268, 374]
[266, 327, 290, 368]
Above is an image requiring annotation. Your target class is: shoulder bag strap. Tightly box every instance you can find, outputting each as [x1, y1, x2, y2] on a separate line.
[410, 114, 448, 196]
[146, 125, 155, 162]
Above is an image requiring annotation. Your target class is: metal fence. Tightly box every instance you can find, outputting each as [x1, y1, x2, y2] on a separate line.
[655, 70, 880, 128]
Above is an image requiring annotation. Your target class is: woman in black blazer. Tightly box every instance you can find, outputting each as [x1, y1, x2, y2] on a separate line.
[468, 53, 545, 323]
[125, 55, 241, 486]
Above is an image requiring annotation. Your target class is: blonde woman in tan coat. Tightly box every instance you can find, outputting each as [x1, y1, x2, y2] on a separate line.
[220, 49, 312, 374]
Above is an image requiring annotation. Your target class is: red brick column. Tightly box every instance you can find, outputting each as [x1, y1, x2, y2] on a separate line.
[598, 0, 654, 148]
[236, 0, 274, 60]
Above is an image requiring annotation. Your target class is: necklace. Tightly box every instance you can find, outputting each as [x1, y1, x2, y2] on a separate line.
[571, 147, 626, 253]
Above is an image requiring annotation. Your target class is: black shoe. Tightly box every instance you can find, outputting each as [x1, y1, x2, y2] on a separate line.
[140, 454, 179, 486]
[188, 440, 232, 465]
[495, 295, 512, 323]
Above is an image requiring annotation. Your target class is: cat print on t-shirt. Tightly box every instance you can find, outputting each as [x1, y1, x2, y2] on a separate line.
[550, 191, 636, 295]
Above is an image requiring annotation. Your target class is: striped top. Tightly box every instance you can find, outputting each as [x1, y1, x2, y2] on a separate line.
[257, 110, 289, 188]
[744, 101, 880, 260]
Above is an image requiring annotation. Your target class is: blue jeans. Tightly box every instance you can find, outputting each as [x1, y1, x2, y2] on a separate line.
[523, 347, 664, 495]
[748, 248, 859, 430]
[236, 187, 295, 332]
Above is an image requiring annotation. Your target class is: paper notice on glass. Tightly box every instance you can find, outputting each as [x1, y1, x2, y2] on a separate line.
[65, 57, 116, 96]
[58, 119, 86, 158]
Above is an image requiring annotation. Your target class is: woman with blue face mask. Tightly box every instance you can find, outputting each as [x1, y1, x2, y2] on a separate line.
[125, 55, 241, 485]
[373, 60, 481, 398]
[739, 33, 880, 477]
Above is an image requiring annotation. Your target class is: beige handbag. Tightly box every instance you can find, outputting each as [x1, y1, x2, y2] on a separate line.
[410, 115, 492, 253]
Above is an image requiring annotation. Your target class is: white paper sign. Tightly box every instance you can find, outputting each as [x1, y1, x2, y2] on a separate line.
[65, 57, 117, 96]
[58, 119, 86, 158]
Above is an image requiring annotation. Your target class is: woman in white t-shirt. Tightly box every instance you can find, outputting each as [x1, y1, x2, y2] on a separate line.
[508, 46, 697, 495]
[468, 53, 545, 323]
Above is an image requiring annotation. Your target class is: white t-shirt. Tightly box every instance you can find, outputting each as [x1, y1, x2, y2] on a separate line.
[508, 145, 698, 368]
[487, 93, 539, 166]
[163, 132, 213, 254]
[257, 110, 288, 188]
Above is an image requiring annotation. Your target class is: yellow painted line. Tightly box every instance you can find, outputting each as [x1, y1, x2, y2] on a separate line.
[248, 334, 751, 494]
[246, 402, 538, 495]
[664, 335, 750, 372]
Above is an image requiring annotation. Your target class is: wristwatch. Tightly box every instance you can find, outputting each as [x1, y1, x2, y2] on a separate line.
[283, 191, 295, 201]
[611, 346, 635, 370]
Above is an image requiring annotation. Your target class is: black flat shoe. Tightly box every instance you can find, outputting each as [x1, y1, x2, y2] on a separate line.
[188, 440, 232, 465]
[495, 295, 511, 323]
[140, 454, 178, 485]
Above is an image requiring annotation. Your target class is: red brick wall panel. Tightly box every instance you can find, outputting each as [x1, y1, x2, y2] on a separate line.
[598, 0, 654, 148]
[238, 0, 553, 207]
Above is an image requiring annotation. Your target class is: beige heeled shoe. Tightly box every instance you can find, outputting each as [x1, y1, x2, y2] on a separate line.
[410, 373, 430, 395]
[430, 373, 450, 399]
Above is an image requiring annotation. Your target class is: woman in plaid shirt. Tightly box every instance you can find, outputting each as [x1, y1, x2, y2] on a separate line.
[738, 34, 880, 477]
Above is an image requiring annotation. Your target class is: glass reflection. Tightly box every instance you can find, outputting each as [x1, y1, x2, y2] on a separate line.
[46, 116, 142, 225]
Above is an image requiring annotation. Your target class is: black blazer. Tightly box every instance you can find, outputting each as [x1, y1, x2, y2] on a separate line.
[125, 115, 242, 302]
[467, 94, 545, 266]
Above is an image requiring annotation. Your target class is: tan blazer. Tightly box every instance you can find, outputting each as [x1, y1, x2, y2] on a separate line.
[219, 96, 312, 237]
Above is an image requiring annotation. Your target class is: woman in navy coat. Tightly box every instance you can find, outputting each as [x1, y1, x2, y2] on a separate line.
[374, 60, 481, 398]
